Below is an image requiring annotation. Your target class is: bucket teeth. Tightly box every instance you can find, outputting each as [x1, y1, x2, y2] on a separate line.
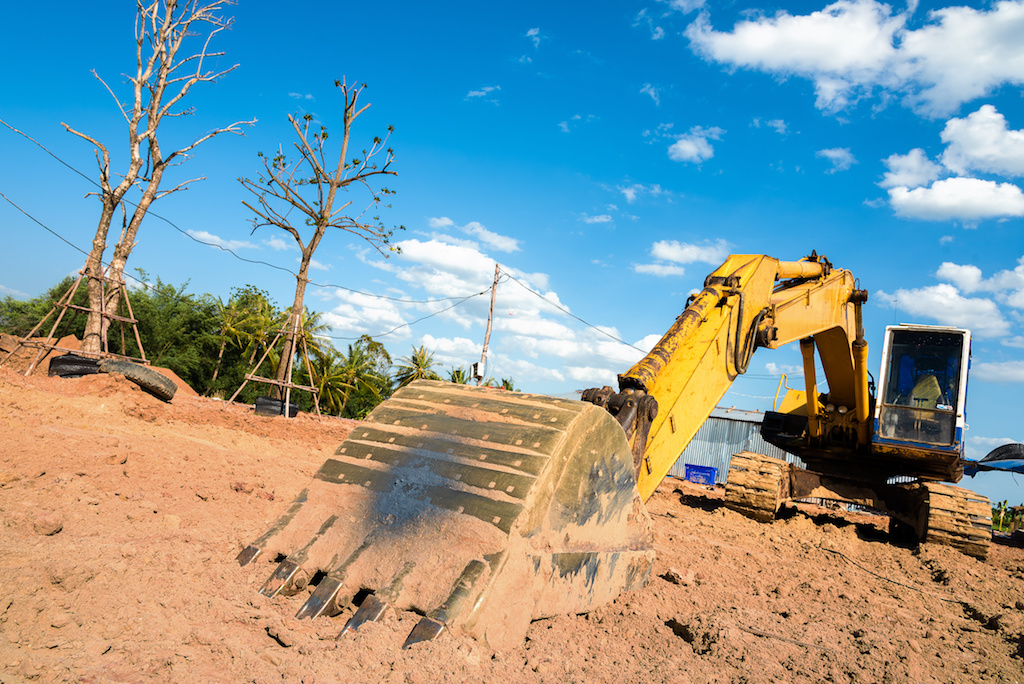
[339, 594, 389, 637]
[402, 616, 445, 649]
[259, 559, 303, 598]
[235, 545, 262, 567]
[337, 561, 415, 638]
[295, 576, 344, 620]
[401, 559, 489, 649]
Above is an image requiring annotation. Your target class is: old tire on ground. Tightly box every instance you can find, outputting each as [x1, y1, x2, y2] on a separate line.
[48, 353, 101, 378]
[98, 358, 177, 402]
[254, 395, 299, 418]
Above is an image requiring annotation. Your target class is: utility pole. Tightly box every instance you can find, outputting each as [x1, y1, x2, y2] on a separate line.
[475, 264, 500, 386]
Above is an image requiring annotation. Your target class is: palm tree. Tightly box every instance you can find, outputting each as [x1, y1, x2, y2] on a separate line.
[394, 345, 442, 387]
[995, 500, 1009, 532]
[208, 296, 252, 391]
[291, 309, 332, 380]
[240, 293, 285, 366]
[306, 347, 348, 415]
[447, 367, 471, 384]
[303, 340, 390, 417]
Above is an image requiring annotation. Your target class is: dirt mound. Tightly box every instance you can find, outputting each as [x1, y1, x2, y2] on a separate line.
[0, 368, 1021, 683]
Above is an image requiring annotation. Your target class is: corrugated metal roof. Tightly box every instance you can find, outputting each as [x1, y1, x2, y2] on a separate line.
[668, 406, 805, 484]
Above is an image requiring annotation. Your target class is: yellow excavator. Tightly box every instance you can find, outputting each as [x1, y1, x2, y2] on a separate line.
[237, 252, 990, 650]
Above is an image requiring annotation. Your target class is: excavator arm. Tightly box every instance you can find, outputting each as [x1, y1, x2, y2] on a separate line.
[585, 252, 871, 501]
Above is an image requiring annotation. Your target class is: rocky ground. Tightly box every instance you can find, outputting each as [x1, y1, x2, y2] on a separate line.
[0, 362, 1021, 683]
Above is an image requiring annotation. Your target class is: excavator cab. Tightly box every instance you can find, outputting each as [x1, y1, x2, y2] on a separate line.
[873, 325, 971, 459]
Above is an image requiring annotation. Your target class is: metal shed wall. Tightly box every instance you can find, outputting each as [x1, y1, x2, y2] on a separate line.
[668, 407, 805, 485]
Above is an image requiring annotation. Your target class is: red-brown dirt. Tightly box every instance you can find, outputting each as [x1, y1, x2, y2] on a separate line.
[0, 365, 1021, 683]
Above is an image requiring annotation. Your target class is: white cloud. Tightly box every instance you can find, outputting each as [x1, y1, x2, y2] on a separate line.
[972, 360, 1024, 383]
[686, 0, 1024, 117]
[526, 27, 541, 48]
[419, 334, 480, 363]
[466, 85, 501, 100]
[288, 92, 315, 101]
[875, 284, 1010, 337]
[651, 238, 729, 264]
[0, 284, 28, 298]
[634, 9, 667, 40]
[897, 2, 1024, 116]
[579, 214, 613, 224]
[816, 147, 857, 173]
[324, 290, 410, 341]
[935, 262, 984, 293]
[265, 235, 293, 251]
[668, 126, 724, 163]
[635, 263, 687, 277]
[879, 148, 941, 189]
[616, 182, 666, 204]
[424, 217, 520, 253]
[934, 256, 1024, 310]
[764, 362, 804, 378]
[940, 105, 1024, 177]
[427, 217, 455, 230]
[888, 177, 1024, 221]
[460, 221, 520, 253]
[640, 83, 661, 106]
[635, 238, 729, 277]
[753, 118, 788, 135]
[186, 229, 256, 251]
[304, 258, 331, 271]
[661, 0, 707, 12]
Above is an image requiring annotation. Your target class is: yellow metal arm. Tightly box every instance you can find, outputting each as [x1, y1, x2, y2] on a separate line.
[613, 253, 869, 501]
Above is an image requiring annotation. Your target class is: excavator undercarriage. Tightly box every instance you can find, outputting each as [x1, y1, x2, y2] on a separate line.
[724, 451, 991, 558]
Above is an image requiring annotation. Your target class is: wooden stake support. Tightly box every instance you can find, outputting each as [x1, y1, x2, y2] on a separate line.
[228, 310, 321, 417]
[0, 270, 148, 376]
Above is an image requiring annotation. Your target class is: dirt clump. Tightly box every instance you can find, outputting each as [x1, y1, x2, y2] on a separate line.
[0, 366, 1021, 683]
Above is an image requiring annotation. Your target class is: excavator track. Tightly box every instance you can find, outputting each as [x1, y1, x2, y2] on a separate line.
[237, 380, 655, 650]
[723, 451, 792, 523]
[921, 483, 991, 560]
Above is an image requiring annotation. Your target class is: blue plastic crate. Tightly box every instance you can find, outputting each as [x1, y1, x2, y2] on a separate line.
[684, 464, 717, 485]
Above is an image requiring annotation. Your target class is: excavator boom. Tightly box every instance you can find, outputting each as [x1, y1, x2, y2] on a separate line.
[598, 253, 869, 500]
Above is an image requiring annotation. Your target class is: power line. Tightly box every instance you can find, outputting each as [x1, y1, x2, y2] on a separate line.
[0, 190, 156, 292]
[498, 268, 648, 353]
[0, 190, 89, 258]
[0, 118, 483, 306]
[1, 119, 651, 358]
[324, 291, 491, 340]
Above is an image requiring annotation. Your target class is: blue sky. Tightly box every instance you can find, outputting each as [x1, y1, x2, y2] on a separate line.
[2, 1, 1024, 503]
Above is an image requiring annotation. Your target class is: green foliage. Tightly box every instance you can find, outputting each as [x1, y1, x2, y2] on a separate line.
[447, 366, 470, 384]
[0, 278, 517, 417]
[992, 500, 1009, 532]
[297, 335, 392, 418]
[0, 276, 88, 339]
[120, 273, 220, 394]
[393, 345, 442, 387]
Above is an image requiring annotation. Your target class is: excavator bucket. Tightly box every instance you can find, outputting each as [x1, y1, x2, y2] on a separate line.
[237, 380, 655, 650]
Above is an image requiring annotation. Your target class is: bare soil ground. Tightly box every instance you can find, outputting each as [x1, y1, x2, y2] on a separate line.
[0, 364, 1022, 683]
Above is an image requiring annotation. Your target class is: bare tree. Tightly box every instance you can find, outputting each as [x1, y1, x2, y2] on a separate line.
[239, 78, 399, 395]
[65, 0, 253, 354]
